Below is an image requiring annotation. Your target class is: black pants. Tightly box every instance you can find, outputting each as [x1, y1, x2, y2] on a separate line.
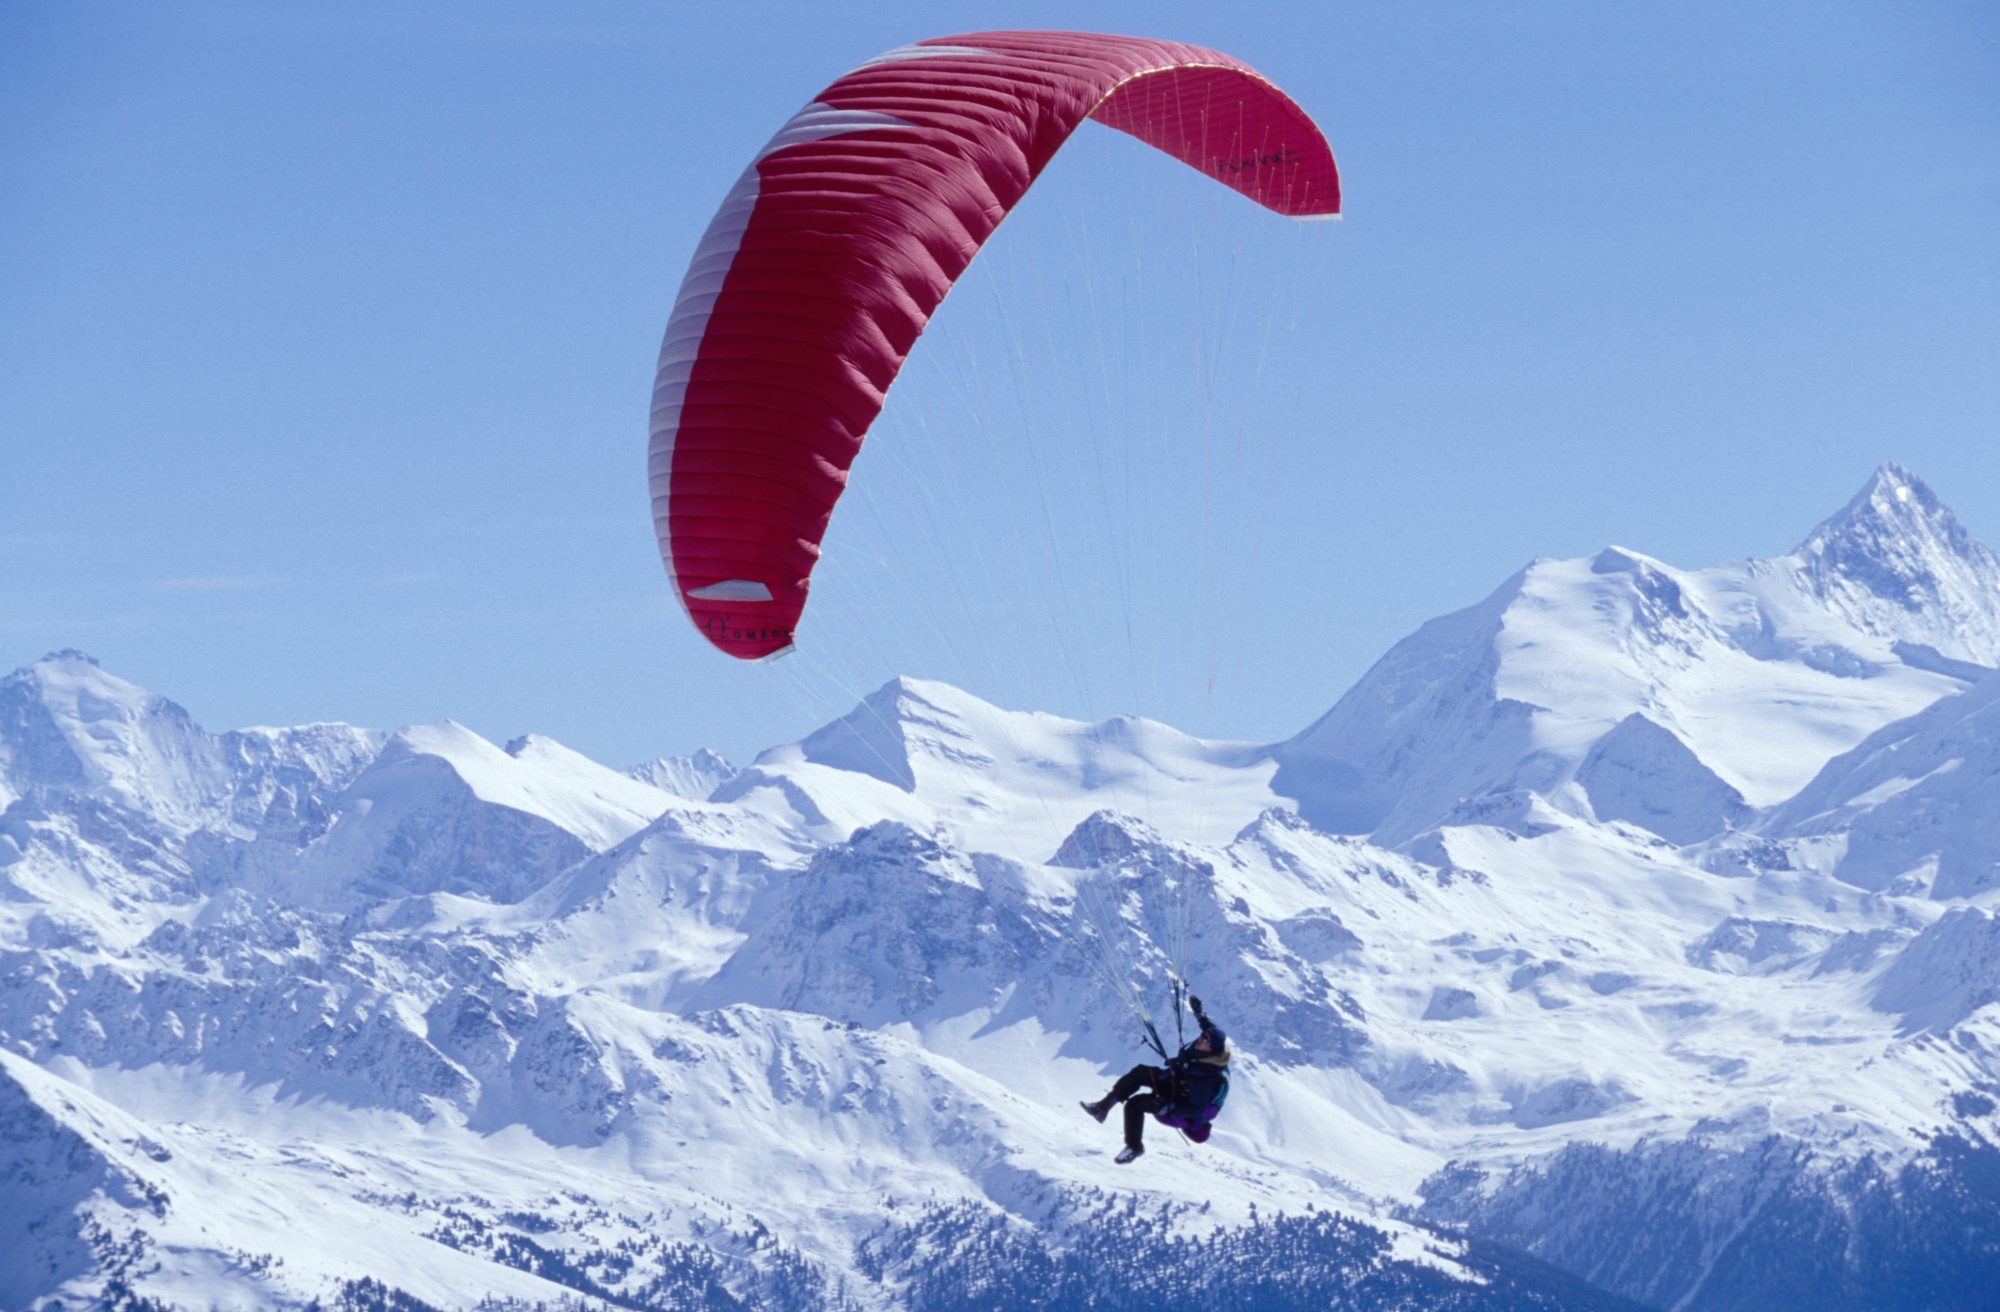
[1107, 1063, 1175, 1149]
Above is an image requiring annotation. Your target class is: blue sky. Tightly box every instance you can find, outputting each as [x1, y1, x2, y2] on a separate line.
[3, 1, 1995, 767]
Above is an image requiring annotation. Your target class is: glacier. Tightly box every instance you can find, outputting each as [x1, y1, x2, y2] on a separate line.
[2, 464, 1998, 1309]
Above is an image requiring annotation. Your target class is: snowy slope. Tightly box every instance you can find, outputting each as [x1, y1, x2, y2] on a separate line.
[723, 676, 1280, 858]
[1758, 671, 2000, 898]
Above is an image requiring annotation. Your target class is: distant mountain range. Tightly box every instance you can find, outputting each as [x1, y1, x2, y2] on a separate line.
[3, 463, 1997, 1310]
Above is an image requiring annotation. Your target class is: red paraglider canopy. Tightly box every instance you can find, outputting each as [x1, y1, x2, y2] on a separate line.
[650, 30, 1340, 659]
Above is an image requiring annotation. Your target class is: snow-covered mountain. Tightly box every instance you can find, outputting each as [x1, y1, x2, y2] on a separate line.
[627, 747, 737, 801]
[1272, 463, 1998, 846]
[4, 464, 1998, 1310]
[0, 651, 381, 841]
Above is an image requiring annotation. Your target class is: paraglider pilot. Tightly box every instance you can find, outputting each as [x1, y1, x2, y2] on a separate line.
[1081, 994, 1230, 1164]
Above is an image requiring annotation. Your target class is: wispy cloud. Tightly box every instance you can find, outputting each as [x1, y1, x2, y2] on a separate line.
[0, 531, 69, 552]
[373, 570, 454, 587]
[153, 574, 286, 594]
[0, 611, 154, 638]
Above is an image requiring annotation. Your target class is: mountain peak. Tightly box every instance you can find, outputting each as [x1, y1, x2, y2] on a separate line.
[34, 648, 102, 671]
[1050, 809, 1168, 869]
[8, 650, 129, 699]
[1796, 464, 1982, 583]
[3, 653, 171, 733]
[0, 653, 225, 829]
[626, 747, 736, 801]
[1790, 464, 2000, 664]
[791, 677, 994, 793]
[1808, 464, 1960, 556]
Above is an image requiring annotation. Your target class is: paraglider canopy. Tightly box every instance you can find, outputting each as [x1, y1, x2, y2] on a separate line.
[650, 30, 1340, 659]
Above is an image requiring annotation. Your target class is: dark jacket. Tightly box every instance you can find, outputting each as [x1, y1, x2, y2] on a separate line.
[1157, 1016, 1230, 1138]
